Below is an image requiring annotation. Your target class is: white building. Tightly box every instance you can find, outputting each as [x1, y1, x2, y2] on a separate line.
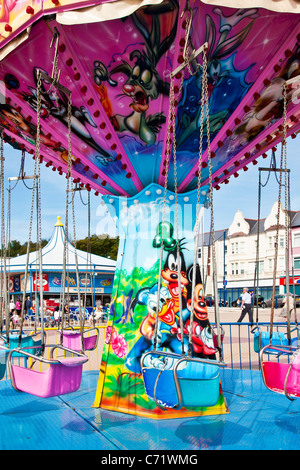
[200, 202, 300, 305]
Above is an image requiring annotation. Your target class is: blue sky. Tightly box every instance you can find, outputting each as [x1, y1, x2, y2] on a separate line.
[3, 135, 299, 243]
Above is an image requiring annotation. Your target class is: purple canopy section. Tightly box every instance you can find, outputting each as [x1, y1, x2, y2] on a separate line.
[0, 0, 299, 197]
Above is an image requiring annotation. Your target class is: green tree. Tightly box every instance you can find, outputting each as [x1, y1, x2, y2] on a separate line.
[76, 234, 119, 260]
[7, 239, 48, 257]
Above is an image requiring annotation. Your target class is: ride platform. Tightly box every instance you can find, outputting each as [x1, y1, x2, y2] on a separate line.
[1, 368, 300, 450]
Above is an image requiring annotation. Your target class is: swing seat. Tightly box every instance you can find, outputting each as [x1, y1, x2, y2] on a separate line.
[60, 328, 99, 351]
[0, 347, 9, 380]
[260, 345, 300, 400]
[212, 326, 224, 348]
[7, 345, 88, 398]
[2, 331, 44, 357]
[141, 351, 221, 409]
[252, 328, 288, 353]
[8, 335, 43, 357]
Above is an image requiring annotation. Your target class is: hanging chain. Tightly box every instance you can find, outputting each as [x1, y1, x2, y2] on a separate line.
[254, 169, 262, 326]
[68, 95, 84, 351]
[173, 71, 186, 355]
[0, 131, 9, 342]
[283, 84, 291, 343]
[153, 73, 176, 350]
[18, 72, 42, 345]
[205, 48, 222, 360]
[270, 83, 287, 339]
[60, 95, 72, 343]
[188, 46, 207, 356]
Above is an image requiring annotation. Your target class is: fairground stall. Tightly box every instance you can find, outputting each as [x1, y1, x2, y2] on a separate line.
[5, 216, 116, 313]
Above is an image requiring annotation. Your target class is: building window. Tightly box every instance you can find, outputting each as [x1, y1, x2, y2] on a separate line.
[268, 259, 273, 271]
[240, 263, 245, 275]
[259, 260, 264, 273]
[248, 262, 255, 274]
[231, 263, 235, 275]
[279, 257, 284, 270]
[294, 257, 300, 270]
[294, 233, 300, 248]
[235, 263, 238, 275]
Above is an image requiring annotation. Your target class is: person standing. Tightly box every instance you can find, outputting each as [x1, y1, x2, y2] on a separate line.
[237, 287, 253, 326]
[54, 307, 60, 327]
[9, 298, 15, 315]
[25, 296, 31, 317]
[15, 298, 21, 317]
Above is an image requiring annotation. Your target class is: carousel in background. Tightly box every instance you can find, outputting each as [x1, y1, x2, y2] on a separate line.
[4, 216, 115, 320]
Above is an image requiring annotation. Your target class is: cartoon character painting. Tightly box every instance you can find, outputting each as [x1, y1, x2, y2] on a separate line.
[183, 264, 216, 358]
[93, 0, 179, 146]
[125, 221, 216, 374]
[233, 43, 300, 144]
[176, 7, 258, 149]
[20, 68, 115, 165]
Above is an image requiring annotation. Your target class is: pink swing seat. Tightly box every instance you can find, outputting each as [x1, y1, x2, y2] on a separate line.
[60, 328, 99, 352]
[8, 344, 88, 398]
[260, 345, 300, 400]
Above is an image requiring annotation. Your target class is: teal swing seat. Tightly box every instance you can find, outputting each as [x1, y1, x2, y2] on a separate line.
[0, 345, 9, 380]
[0, 331, 44, 357]
[252, 326, 289, 354]
[141, 350, 221, 410]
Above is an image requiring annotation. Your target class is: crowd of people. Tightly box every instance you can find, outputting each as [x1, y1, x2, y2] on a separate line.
[4, 296, 109, 329]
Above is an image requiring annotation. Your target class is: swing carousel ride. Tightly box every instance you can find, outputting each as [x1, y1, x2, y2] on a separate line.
[0, 0, 300, 421]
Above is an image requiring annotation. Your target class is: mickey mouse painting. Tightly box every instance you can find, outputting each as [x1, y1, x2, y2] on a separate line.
[182, 264, 216, 359]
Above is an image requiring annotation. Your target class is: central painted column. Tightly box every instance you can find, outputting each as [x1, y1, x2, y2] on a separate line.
[93, 183, 228, 418]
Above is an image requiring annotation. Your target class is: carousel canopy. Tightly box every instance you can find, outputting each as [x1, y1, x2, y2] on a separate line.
[6, 216, 117, 272]
[0, 0, 299, 197]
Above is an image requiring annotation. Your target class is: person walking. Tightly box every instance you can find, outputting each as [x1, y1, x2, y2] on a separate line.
[237, 287, 253, 326]
[279, 292, 295, 320]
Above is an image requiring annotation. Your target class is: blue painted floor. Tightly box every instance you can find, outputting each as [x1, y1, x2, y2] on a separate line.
[1, 368, 300, 450]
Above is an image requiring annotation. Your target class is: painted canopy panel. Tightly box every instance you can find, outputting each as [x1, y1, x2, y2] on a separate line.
[0, 0, 299, 196]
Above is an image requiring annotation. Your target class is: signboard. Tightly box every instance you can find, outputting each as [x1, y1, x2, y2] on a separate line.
[32, 273, 49, 291]
[280, 276, 300, 285]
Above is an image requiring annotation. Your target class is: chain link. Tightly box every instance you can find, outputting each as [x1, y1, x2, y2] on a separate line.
[18, 71, 42, 344]
[270, 83, 287, 339]
[0, 131, 9, 342]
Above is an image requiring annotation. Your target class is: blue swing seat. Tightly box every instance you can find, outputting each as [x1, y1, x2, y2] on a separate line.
[141, 351, 221, 410]
[1, 331, 43, 357]
[0, 346, 9, 380]
[252, 327, 288, 354]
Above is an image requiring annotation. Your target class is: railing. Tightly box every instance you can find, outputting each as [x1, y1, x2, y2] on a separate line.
[1, 321, 298, 379]
[215, 321, 298, 369]
[1, 324, 107, 379]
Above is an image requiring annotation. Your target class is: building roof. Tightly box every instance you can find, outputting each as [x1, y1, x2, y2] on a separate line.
[201, 229, 228, 246]
[6, 217, 117, 273]
[202, 209, 300, 243]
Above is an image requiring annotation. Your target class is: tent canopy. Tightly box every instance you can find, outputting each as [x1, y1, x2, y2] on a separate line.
[6, 216, 116, 272]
